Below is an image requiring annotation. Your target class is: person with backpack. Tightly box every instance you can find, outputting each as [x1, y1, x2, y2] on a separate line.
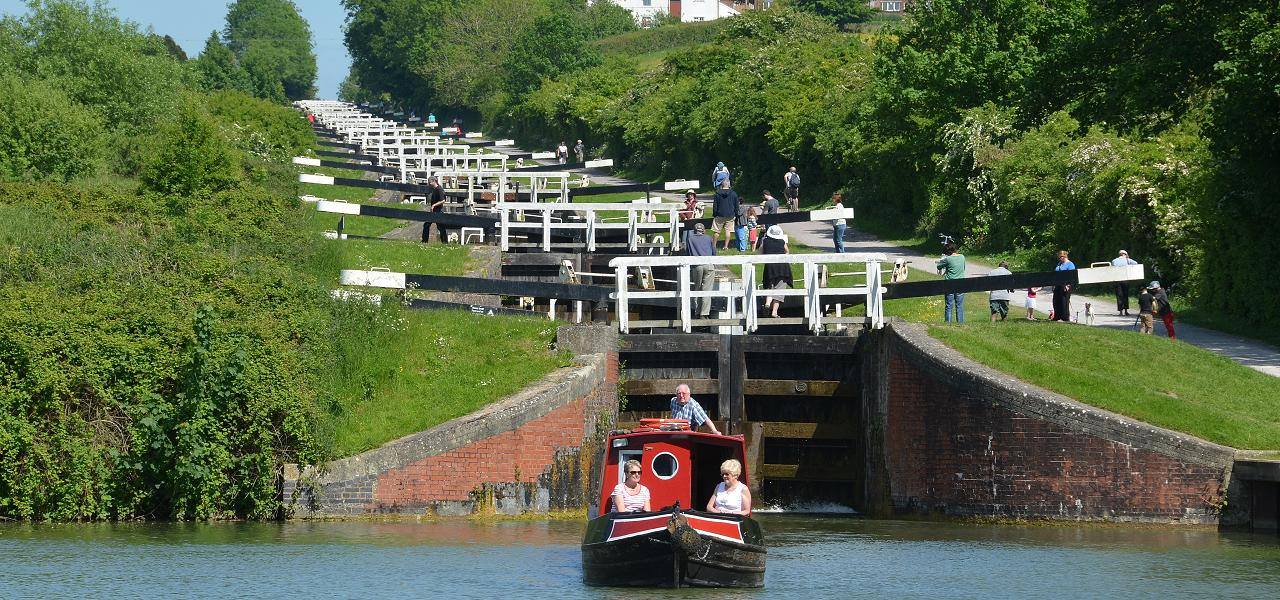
[1137, 284, 1156, 334]
[1149, 281, 1176, 339]
[711, 180, 739, 251]
[783, 167, 800, 211]
[712, 162, 731, 189]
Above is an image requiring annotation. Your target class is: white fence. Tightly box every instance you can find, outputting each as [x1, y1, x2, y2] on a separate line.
[495, 202, 683, 252]
[608, 253, 888, 334]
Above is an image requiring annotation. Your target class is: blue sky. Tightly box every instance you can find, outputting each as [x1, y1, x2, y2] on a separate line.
[0, 0, 351, 98]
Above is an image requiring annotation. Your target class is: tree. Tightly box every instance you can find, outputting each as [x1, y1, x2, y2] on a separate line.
[0, 72, 106, 182]
[194, 31, 253, 94]
[788, 0, 875, 27]
[141, 96, 241, 197]
[224, 0, 316, 100]
[584, 0, 638, 38]
[503, 10, 601, 95]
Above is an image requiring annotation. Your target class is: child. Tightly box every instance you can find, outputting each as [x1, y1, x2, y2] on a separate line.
[1025, 287, 1039, 320]
[746, 207, 760, 246]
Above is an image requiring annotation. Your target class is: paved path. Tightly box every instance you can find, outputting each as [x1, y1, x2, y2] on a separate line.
[781, 220, 1280, 378]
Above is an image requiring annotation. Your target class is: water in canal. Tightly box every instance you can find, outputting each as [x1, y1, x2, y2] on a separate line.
[3, 515, 1278, 598]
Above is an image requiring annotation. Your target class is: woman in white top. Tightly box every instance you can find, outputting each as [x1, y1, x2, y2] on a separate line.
[612, 459, 652, 513]
[706, 459, 752, 516]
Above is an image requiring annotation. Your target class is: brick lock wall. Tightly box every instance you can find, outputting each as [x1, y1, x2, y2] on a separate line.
[288, 351, 619, 517]
[877, 324, 1232, 523]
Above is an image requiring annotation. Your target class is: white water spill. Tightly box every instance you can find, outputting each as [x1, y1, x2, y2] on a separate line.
[755, 502, 859, 514]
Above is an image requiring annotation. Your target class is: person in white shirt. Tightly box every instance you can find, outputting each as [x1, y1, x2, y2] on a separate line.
[706, 459, 751, 516]
[987, 260, 1014, 321]
[611, 459, 652, 513]
[1111, 250, 1138, 315]
[830, 192, 847, 253]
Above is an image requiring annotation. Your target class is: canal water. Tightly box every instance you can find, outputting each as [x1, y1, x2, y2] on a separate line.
[3, 515, 1278, 598]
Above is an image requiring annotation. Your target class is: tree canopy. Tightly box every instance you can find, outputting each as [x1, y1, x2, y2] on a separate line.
[223, 0, 317, 100]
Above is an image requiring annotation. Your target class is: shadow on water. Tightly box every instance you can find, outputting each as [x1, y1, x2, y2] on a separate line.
[2, 516, 1279, 599]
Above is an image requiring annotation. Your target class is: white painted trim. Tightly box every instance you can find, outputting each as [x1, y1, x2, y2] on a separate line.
[1077, 264, 1145, 285]
[292, 156, 321, 166]
[664, 179, 699, 191]
[316, 200, 361, 215]
[531, 152, 556, 160]
[299, 173, 335, 185]
[585, 159, 614, 168]
[339, 269, 406, 289]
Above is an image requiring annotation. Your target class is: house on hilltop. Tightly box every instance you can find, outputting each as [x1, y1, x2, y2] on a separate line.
[592, 0, 759, 27]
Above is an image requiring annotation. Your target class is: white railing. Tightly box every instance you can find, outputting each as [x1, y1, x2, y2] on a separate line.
[608, 253, 888, 334]
[495, 202, 682, 253]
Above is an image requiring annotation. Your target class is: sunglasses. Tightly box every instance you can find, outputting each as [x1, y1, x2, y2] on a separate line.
[627, 471, 641, 475]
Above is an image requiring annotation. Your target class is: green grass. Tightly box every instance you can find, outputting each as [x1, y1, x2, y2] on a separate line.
[324, 310, 571, 456]
[297, 164, 380, 203]
[929, 321, 1280, 449]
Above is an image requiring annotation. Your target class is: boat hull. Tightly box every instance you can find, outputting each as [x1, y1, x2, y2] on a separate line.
[581, 508, 766, 588]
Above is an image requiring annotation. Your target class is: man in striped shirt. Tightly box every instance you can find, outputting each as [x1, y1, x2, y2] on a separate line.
[670, 384, 721, 435]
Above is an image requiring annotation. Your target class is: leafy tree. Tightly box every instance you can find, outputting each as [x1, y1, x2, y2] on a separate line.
[0, 0, 190, 131]
[415, 0, 547, 110]
[194, 31, 253, 94]
[583, 0, 638, 38]
[224, 0, 317, 100]
[0, 72, 106, 182]
[503, 9, 601, 95]
[787, 0, 875, 27]
[157, 34, 188, 61]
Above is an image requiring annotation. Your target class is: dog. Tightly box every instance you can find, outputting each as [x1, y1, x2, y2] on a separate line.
[1083, 302, 1095, 325]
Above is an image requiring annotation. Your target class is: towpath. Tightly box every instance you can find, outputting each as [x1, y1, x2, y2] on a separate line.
[782, 219, 1280, 378]
[477, 140, 1280, 376]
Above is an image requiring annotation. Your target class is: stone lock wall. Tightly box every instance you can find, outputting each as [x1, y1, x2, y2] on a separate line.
[285, 338, 619, 517]
[861, 323, 1237, 523]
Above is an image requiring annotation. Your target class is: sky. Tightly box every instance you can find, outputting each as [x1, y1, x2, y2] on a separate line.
[0, 0, 351, 99]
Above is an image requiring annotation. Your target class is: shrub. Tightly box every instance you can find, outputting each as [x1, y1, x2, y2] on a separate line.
[141, 96, 242, 197]
[0, 72, 106, 182]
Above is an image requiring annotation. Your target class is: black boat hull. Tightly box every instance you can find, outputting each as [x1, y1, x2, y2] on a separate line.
[581, 508, 766, 588]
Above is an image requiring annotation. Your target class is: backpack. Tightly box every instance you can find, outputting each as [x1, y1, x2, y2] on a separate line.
[787, 172, 800, 187]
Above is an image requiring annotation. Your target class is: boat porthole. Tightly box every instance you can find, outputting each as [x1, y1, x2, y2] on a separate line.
[651, 452, 678, 480]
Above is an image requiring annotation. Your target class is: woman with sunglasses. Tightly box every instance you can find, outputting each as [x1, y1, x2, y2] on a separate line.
[706, 459, 752, 516]
[612, 459, 652, 513]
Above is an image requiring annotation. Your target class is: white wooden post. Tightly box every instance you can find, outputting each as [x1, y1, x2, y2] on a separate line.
[742, 266, 758, 333]
[668, 207, 679, 252]
[615, 264, 629, 333]
[679, 264, 692, 333]
[586, 211, 597, 252]
[500, 207, 510, 251]
[627, 211, 638, 252]
[541, 206, 552, 252]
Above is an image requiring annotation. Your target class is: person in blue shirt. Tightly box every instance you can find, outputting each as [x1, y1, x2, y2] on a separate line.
[1052, 250, 1077, 322]
[670, 384, 721, 435]
[1111, 250, 1138, 315]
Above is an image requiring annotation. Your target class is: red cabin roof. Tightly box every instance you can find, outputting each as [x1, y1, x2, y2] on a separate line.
[596, 420, 749, 516]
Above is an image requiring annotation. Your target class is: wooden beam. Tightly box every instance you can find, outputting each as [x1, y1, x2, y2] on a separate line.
[761, 463, 855, 482]
[742, 335, 858, 355]
[620, 334, 720, 353]
[743, 379, 855, 397]
[718, 335, 732, 425]
[760, 421, 855, 440]
[729, 335, 745, 434]
[623, 379, 717, 396]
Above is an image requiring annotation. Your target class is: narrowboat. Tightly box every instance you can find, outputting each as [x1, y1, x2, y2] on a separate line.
[581, 418, 767, 588]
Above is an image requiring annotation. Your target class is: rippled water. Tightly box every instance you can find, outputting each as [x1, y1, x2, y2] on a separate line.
[2, 516, 1278, 598]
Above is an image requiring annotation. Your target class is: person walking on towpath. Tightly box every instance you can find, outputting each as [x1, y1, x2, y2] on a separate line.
[683, 223, 717, 318]
[1112, 250, 1138, 315]
[784, 167, 800, 212]
[422, 176, 447, 244]
[1150, 281, 1176, 339]
[671, 384, 720, 435]
[574, 140, 585, 163]
[712, 180, 740, 251]
[712, 162, 731, 189]
[987, 260, 1014, 321]
[1052, 250, 1076, 322]
[936, 242, 967, 322]
[556, 141, 569, 164]
[1137, 284, 1156, 334]
[760, 190, 779, 215]
[829, 193, 847, 253]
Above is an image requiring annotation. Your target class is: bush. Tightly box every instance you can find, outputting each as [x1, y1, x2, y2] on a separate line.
[141, 96, 242, 197]
[207, 89, 313, 163]
[0, 72, 106, 182]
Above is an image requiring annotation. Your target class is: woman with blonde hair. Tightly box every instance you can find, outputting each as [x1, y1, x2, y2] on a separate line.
[612, 459, 652, 513]
[706, 459, 752, 515]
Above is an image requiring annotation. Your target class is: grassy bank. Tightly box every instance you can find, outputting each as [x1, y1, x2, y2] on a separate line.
[324, 310, 569, 456]
[930, 322, 1280, 449]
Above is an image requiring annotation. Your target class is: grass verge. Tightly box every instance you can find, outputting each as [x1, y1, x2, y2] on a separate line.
[323, 309, 571, 457]
[929, 321, 1280, 449]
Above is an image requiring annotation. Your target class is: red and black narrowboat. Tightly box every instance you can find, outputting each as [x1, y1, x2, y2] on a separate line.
[580, 419, 767, 588]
